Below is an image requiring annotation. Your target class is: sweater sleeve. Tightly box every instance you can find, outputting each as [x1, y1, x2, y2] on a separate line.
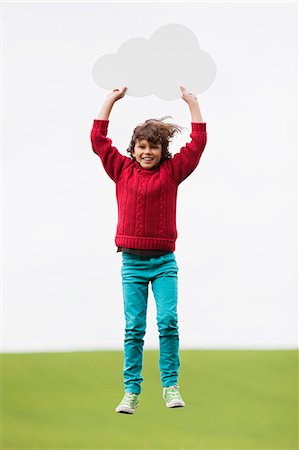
[167, 122, 207, 184]
[90, 119, 128, 182]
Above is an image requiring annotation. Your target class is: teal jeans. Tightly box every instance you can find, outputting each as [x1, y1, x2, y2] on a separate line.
[121, 251, 180, 394]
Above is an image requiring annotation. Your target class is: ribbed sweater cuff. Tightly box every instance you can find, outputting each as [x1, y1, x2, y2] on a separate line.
[191, 122, 206, 132]
[93, 119, 109, 130]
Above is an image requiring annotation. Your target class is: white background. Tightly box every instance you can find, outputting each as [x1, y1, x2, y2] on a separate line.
[2, 2, 297, 352]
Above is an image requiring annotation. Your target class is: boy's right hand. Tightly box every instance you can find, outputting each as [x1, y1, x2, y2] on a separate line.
[105, 86, 128, 103]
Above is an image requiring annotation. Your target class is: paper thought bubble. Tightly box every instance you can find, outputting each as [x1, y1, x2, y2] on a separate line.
[92, 23, 216, 100]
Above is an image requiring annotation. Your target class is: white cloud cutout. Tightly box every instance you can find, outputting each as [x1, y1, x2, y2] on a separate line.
[92, 23, 217, 100]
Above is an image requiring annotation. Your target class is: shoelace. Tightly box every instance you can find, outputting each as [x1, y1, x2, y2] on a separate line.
[123, 392, 138, 405]
[165, 385, 181, 400]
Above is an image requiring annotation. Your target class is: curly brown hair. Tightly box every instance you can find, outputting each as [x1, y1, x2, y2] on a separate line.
[126, 116, 186, 162]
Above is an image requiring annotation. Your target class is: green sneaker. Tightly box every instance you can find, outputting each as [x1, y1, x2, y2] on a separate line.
[115, 392, 139, 414]
[163, 384, 185, 408]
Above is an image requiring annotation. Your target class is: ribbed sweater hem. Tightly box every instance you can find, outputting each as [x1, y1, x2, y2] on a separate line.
[115, 235, 175, 252]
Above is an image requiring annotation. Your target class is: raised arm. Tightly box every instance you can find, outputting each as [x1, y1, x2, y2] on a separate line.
[180, 85, 204, 122]
[91, 87, 128, 182]
[96, 87, 127, 120]
[167, 86, 207, 184]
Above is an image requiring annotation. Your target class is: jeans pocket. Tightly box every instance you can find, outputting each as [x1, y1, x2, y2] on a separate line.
[163, 253, 178, 272]
[162, 252, 175, 263]
[122, 253, 139, 265]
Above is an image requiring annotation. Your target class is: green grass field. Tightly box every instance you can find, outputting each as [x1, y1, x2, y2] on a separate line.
[1, 349, 297, 449]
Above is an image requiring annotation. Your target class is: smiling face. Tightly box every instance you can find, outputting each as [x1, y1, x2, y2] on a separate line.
[132, 139, 162, 169]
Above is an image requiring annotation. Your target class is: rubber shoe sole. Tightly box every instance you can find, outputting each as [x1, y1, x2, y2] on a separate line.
[165, 399, 185, 408]
[115, 402, 139, 414]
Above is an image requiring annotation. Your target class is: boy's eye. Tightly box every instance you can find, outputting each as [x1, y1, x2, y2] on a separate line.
[138, 144, 160, 150]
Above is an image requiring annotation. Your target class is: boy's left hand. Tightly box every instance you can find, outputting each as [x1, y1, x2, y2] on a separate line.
[180, 86, 198, 104]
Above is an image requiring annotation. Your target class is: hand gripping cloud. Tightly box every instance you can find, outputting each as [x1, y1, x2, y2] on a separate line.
[92, 23, 216, 101]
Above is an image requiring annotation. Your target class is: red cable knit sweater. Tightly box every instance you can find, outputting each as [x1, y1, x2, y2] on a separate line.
[90, 119, 207, 252]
